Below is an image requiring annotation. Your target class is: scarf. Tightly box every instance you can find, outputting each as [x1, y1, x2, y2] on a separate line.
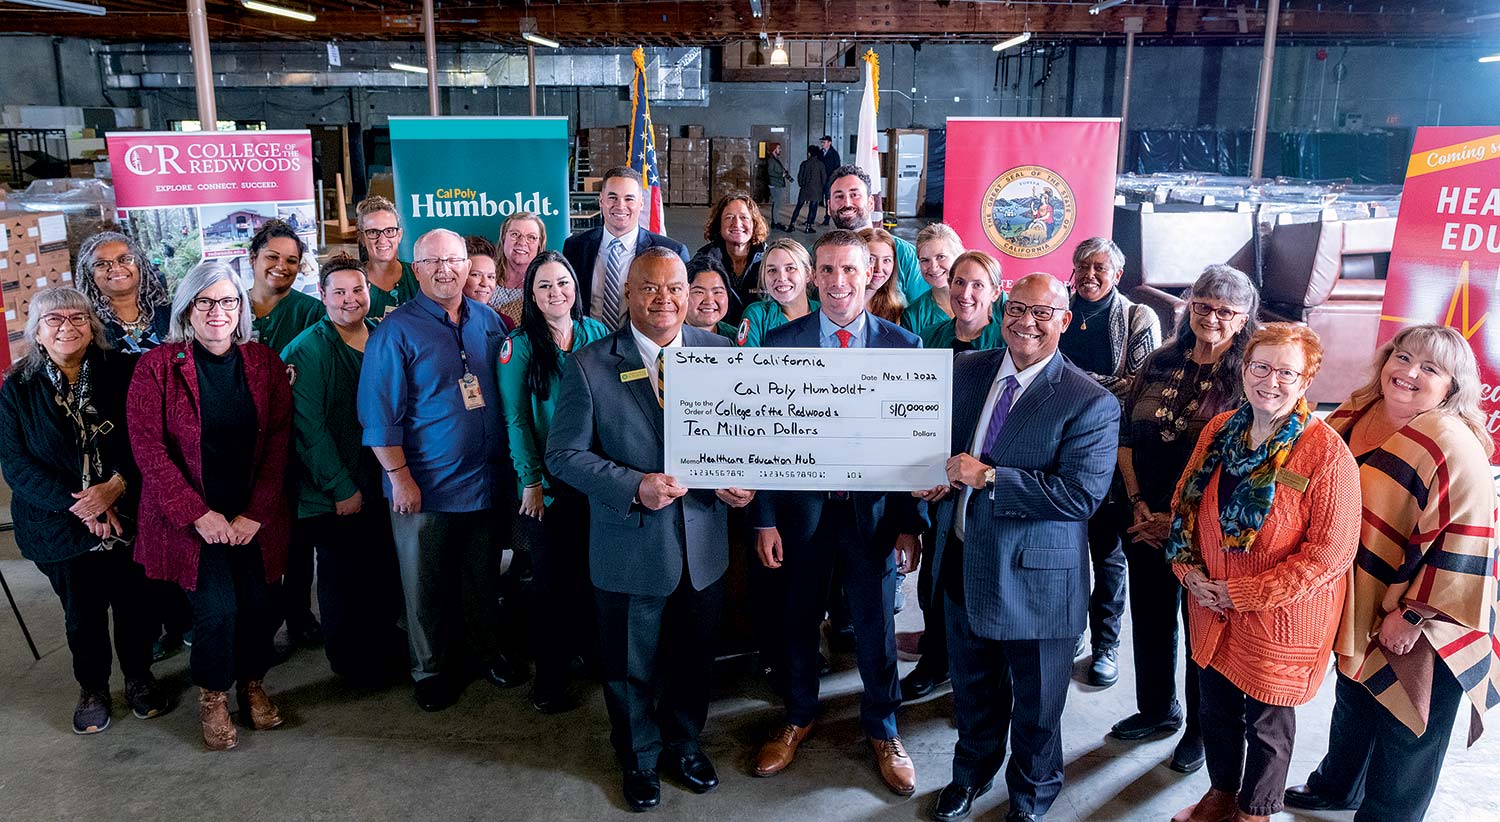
[1165, 398, 1311, 566]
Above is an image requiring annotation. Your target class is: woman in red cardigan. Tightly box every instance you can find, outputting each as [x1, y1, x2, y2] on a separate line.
[127, 260, 293, 751]
[1165, 324, 1362, 822]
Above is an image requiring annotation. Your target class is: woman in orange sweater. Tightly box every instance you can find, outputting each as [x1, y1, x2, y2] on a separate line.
[1164, 324, 1362, 822]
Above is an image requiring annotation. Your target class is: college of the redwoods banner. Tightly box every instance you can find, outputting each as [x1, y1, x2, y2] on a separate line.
[1377, 126, 1500, 459]
[942, 117, 1121, 288]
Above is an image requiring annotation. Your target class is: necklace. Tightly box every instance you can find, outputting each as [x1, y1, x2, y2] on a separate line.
[1074, 294, 1112, 331]
[1154, 357, 1218, 442]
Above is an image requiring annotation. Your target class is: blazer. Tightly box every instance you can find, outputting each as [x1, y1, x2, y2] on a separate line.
[929, 350, 1119, 641]
[562, 226, 691, 312]
[127, 340, 293, 591]
[748, 312, 929, 544]
[545, 324, 732, 597]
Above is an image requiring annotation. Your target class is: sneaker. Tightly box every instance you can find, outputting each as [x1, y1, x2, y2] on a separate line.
[73, 688, 111, 734]
[126, 677, 175, 719]
[893, 573, 907, 614]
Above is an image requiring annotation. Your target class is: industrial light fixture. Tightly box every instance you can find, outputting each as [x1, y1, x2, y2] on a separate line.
[3, 0, 106, 15]
[1480, 54, 1500, 64]
[240, 0, 315, 22]
[770, 34, 789, 66]
[390, 61, 429, 74]
[1089, 0, 1130, 14]
[992, 32, 1032, 52]
[522, 31, 561, 49]
[748, 0, 763, 18]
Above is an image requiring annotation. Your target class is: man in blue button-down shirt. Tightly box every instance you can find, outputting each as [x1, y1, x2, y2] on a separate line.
[357, 228, 520, 712]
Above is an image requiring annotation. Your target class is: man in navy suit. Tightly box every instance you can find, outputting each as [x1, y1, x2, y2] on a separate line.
[919, 273, 1119, 822]
[547, 248, 755, 812]
[749, 229, 927, 796]
[562, 166, 690, 331]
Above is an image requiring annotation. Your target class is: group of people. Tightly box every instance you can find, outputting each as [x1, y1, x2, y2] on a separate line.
[2, 157, 1496, 822]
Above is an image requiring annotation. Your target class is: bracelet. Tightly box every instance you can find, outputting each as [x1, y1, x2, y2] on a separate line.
[1128, 492, 1141, 505]
[384, 464, 408, 474]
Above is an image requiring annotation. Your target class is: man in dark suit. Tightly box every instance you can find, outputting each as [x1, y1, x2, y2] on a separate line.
[546, 247, 754, 813]
[817, 135, 841, 226]
[562, 166, 690, 331]
[749, 229, 927, 796]
[919, 273, 1119, 822]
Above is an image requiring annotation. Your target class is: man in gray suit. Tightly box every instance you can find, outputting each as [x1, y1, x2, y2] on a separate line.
[547, 247, 754, 813]
[919, 273, 1119, 822]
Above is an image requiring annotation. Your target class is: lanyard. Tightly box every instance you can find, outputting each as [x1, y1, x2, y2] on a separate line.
[446, 302, 472, 377]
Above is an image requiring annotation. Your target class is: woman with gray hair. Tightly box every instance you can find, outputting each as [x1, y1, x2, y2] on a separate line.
[0, 287, 173, 734]
[74, 231, 173, 353]
[127, 260, 293, 751]
[1110, 264, 1259, 775]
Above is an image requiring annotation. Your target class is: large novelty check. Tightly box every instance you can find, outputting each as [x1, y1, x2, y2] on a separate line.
[663, 347, 953, 490]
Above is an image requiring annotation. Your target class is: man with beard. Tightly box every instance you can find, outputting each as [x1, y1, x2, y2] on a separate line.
[822, 164, 929, 303]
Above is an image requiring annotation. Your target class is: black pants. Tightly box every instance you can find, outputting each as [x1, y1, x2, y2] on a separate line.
[914, 523, 949, 675]
[788, 197, 820, 228]
[183, 543, 276, 692]
[1305, 664, 1463, 822]
[147, 578, 193, 640]
[1124, 537, 1200, 740]
[524, 489, 594, 695]
[1199, 664, 1296, 815]
[595, 574, 724, 771]
[278, 517, 317, 629]
[945, 592, 1074, 816]
[35, 549, 156, 692]
[301, 508, 406, 683]
[1085, 500, 1127, 650]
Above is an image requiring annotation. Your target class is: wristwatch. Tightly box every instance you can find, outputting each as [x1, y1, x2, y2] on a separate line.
[983, 467, 996, 486]
[1401, 607, 1424, 626]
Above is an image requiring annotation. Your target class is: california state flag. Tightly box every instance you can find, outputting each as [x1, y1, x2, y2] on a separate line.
[856, 50, 883, 214]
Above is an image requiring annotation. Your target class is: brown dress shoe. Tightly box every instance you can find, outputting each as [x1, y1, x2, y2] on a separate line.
[1231, 814, 1269, 822]
[199, 689, 238, 751]
[1171, 788, 1239, 822]
[239, 680, 284, 730]
[870, 736, 916, 796]
[753, 722, 813, 776]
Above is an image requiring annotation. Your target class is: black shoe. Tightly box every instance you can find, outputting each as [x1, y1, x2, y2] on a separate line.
[125, 677, 174, 719]
[663, 750, 719, 793]
[623, 768, 661, 812]
[151, 633, 183, 662]
[1109, 707, 1185, 740]
[932, 780, 991, 821]
[1168, 735, 1206, 774]
[829, 625, 857, 654]
[1004, 810, 1040, 822]
[1088, 646, 1119, 688]
[1284, 783, 1355, 811]
[413, 676, 456, 712]
[901, 664, 950, 701]
[482, 656, 529, 690]
[287, 615, 323, 647]
[772, 222, 788, 231]
[529, 685, 580, 715]
[1072, 635, 1086, 660]
[802, 226, 815, 234]
[72, 688, 111, 735]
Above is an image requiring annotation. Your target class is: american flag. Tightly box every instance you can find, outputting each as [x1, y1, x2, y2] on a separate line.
[629, 46, 665, 234]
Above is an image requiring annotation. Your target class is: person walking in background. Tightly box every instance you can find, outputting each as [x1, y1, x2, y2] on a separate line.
[789, 146, 827, 233]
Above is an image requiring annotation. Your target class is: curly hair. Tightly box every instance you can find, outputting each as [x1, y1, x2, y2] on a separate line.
[73, 230, 172, 331]
[703, 191, 770, 247]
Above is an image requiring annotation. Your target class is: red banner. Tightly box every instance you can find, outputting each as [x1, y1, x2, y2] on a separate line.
[943, 117, 1120, 287]
[108, 131, 314, 208]
[1377, 126, 1500, 457]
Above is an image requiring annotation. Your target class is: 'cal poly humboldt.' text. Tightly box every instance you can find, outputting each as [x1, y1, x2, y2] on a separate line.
[410, 189, 561, 219]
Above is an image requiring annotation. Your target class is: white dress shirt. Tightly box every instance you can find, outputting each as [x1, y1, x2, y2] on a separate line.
[628, 320, 683, 405]
[956, 350, 1056, 541]
[590, 226, 642, 322]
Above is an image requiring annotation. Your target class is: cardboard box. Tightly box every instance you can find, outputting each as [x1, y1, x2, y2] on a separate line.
[710, 138, 755, 203]
[0, 210, 68, 249]
[8, 240, 40, 271]
[37, 247, 72, 287]
[684, 125, 705, 139]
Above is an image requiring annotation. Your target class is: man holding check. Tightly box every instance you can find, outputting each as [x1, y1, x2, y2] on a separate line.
[749, 229, 928, 796]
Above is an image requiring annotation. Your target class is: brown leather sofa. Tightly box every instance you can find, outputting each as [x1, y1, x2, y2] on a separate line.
[1113, 202, 1256, 333]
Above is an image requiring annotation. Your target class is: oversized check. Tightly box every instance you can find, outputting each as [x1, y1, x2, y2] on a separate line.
[663, 347, 953, 491]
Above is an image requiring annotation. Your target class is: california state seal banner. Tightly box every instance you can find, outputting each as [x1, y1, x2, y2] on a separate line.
[943, 117, 1120, 287]
[1378, 125, 1500, 459]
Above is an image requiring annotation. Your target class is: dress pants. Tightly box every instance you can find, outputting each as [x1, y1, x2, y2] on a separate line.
[781, 498, 902, 739]
[595, 574, 724, 771]
[389, 509, 501, 681]
[279, 516, 316, 627]
[913, 523, 949, 675]
[301, 507, 406, 683]
[1124, 537, 1201, 736]
[35, 548, 156, 692]
[945, 591, 1074, 815]
[1199, 664, 1297, 816]
[524, 489, 594, 694]
[1085, 500, 1127, 651]
[1305, 664, 1464, 822]
[183, 543, 276, 692]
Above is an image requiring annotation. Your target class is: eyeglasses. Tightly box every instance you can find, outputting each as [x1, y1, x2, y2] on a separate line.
[1245, 361, 1304, 383]
[362, 227, 400, 240]
[415, 257, 470, 271]
[1002, 301, 1067, 322]
[192, 296, 242, 313]
[1190, 301, 1244, 322]
[1072, 262, 1114, 275]
[90, 254, 138, 274]
[41, 313, 90, 329]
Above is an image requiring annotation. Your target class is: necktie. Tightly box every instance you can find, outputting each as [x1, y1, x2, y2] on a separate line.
[835, 329, 853, 348]
[655, 349, 665, 408]
[980, 375, 1020, 461]
[602, 237, 627, 330]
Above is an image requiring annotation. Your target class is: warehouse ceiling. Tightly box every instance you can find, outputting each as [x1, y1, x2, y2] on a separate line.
[3, 0, 1498, 45]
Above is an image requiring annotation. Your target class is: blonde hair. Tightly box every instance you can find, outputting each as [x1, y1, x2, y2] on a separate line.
[1349, 324, 1493, 456]
[949, 250, 1002, 291]
[355, 195, 399, 229]
[915, 222, 964, 257]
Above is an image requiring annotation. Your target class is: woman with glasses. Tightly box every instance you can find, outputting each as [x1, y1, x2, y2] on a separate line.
[1111, 264, 1259, 775]
[356, 195, 420, 322]
[900, 223, 964, 337]
[1164, 323, 1360, 822]
[490, 211, 546, 327]
[0, 288, 173, 735]
[127, 261, 293, 751]
[75, 231, 173, 353]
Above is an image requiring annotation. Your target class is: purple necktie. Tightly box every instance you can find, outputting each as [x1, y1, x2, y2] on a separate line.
[980, 375, 1020, 461]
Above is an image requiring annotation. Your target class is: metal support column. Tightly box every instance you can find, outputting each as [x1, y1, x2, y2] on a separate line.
[528, 45, 538, 116]
[1117, 19, 1142, 172]
[1250, 0, 1282, 179]
[187, 0, 217, 129]
[423, 0, 439, 116]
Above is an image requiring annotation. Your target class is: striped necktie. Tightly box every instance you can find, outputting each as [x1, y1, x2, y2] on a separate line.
[655, 349, 665, 408]
[602, 237, 627, 330]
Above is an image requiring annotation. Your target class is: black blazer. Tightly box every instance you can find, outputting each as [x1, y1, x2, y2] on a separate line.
[0, 349, 140, 564]
[562, 226, 691, 312]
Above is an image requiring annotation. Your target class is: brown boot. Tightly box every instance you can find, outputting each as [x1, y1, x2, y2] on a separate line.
[199, 689, 238, 751]
[1232, 814, 1269, 822]
[753, 722, 813, 776]
[1171, 788, 1238, 822]
[239, 680, 284, 730]
[870, 736, 917, 796]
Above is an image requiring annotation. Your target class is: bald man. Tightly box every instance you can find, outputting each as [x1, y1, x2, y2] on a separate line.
[918, 274, 1119, 822]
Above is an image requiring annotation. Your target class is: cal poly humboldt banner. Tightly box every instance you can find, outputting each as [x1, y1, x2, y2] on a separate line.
[389, 117, 570, 260]
[943, 117, 1120, 288]
[1378, 125, 1500, 458]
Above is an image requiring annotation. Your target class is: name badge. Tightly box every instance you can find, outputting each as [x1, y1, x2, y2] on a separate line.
[1275, 467, 1310, 492]
[460, 373, 486, 410]
[620, 368, 650, 383]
